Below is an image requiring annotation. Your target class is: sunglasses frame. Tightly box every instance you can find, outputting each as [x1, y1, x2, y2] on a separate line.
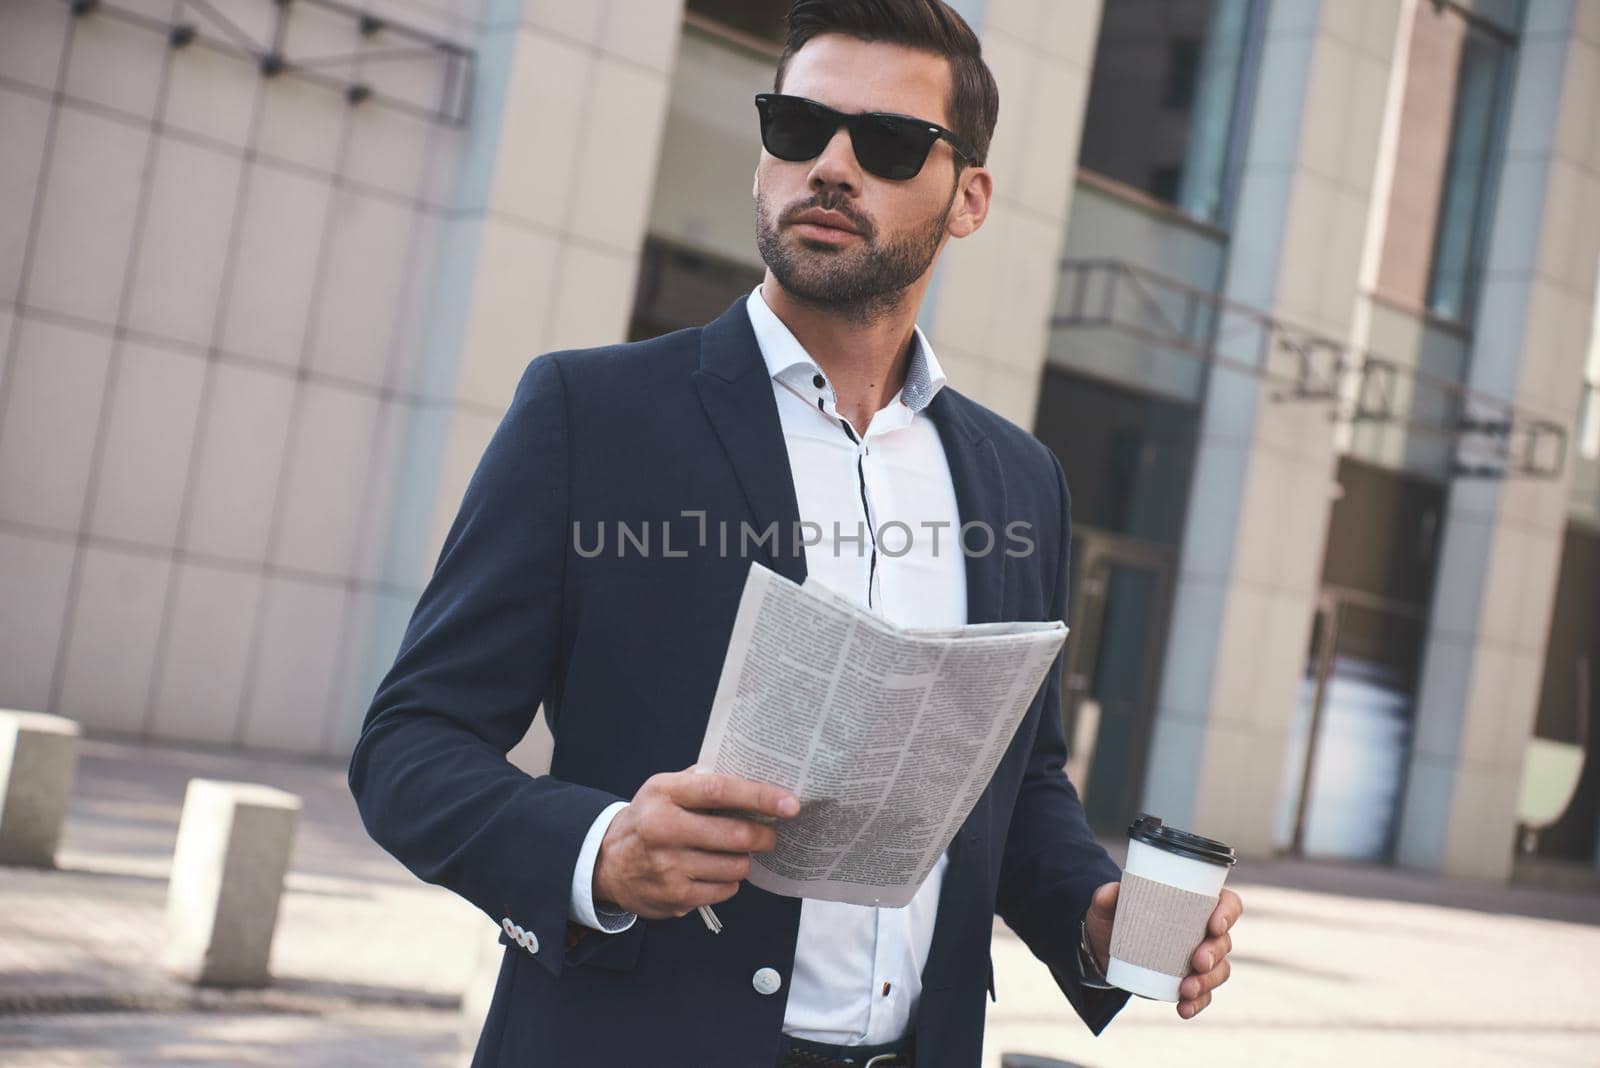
[754, 92, 978, 181]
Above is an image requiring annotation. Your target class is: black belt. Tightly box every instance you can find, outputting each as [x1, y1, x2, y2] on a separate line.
[778, 1033, 914, 1068]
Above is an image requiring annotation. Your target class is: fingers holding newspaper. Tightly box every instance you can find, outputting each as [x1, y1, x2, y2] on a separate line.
[592, 765, 801, 919]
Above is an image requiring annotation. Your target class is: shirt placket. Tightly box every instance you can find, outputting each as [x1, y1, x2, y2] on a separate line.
[798, 363, 920, 1042]
[866, 905, 897, 1033]
[810, 370, 882, 611]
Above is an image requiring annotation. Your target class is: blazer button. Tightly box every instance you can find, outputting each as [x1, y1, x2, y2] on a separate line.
[752, 967, 782, 996]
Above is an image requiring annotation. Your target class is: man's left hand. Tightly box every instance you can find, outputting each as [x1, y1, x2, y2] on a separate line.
[1084, 881, 1244, 1020]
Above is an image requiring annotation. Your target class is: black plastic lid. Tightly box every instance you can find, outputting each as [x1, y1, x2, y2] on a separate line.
[1127, 813, 1236, 868]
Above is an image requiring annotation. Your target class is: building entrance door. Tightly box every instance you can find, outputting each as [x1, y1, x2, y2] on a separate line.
[1275, 591, 1428, 860]
[1062, 529, 1173, 833]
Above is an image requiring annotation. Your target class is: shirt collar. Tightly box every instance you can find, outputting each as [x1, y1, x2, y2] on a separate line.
[743, 283, 947, 414]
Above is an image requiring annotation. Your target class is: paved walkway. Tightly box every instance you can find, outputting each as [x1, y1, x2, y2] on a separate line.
[3, 738, 1598, 1066]
[0, 738, 480, 1067]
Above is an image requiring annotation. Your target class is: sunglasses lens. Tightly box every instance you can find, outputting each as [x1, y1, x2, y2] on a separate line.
[756, 96, 942, 181]
[852, 114, 938, 180]
[760, 97, 833, 162]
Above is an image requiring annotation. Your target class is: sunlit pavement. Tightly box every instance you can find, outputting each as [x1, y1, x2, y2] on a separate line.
[984, 850, 1600, 1068]
[0, 739, 478, 1067]
[3, 739, 1597, 1067]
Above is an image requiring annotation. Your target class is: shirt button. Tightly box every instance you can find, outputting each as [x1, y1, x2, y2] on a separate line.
[752, 967, 782, 996]
[812, 373, 825, 389]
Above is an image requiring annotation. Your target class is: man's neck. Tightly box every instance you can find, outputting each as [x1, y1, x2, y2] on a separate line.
[759, 275, 928, 438]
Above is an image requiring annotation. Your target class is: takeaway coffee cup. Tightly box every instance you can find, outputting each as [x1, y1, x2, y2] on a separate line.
[1105, 813, 1236, 1001]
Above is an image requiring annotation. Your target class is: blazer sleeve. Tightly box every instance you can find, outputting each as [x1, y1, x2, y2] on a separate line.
[994, 451, 1133, 1034]
[347, 353, 622, 979]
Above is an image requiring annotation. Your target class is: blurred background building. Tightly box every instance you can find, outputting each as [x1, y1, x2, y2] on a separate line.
[1, 0, 1596, 885]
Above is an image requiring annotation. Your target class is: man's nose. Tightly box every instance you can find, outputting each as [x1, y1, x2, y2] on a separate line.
[807, 126, 862, 193]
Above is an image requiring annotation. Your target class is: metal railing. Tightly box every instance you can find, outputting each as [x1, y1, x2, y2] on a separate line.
[1052, 259, 1568, 480]
[64, 0, 476, 126]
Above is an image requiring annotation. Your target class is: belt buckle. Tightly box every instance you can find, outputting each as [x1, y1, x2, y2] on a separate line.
[862, 1055, 907, 1068]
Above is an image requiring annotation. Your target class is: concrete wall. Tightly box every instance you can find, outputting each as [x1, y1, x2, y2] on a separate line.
[1141, 0, 1407, 853]
[1397, 0, 1600, 879]
[1048, 180, 1227, 405]
[1348, 299, 1470, 480]
[0, 0, 482, 756]
[0, 0, 683, 758]
[1571, 301, 1600, 527]
[924, 0, 1104, 430]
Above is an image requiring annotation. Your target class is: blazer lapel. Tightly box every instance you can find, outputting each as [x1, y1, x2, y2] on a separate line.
[691, 297, 807, 586]
[916, 387, 1011, 1003]
[927, 388, 1007, 626]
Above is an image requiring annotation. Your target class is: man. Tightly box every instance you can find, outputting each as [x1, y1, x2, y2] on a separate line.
[348, 2, 1241, 1065]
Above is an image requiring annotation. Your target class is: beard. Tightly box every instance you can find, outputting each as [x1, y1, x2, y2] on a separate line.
[754, 179, 957, 327]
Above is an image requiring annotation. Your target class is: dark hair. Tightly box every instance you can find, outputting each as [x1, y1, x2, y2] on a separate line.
[775, 0, 1000, 169]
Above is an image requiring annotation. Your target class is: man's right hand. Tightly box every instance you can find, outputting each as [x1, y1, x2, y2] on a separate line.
[592, 766, 800, 919]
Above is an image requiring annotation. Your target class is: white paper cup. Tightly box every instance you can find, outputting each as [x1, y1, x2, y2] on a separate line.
[1105, 814, 1236, 1001]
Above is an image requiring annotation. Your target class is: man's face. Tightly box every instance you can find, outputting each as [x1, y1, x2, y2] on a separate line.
[754, 35, 972, 323]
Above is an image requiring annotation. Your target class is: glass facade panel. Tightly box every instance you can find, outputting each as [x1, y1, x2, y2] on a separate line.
[1077, 0, 1257, 224]
[1376, 3, 1514, 323]
[1032, 368, 1199, 548]
[1080, 560, 1164, 830]
[1426, 23, 1513, 322]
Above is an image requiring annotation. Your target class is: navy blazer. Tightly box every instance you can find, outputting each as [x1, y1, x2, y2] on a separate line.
[348, 295, 1131, 1067]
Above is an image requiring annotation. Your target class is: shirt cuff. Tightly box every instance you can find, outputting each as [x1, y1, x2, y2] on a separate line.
[1078, 918, 1117, 990]
[569, 801, 637, 933]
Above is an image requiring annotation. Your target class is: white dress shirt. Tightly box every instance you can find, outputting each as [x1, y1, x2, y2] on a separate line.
[570, 283, 967, 1046]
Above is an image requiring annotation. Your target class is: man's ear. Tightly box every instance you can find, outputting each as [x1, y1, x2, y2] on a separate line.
[948, 166, 993, 240]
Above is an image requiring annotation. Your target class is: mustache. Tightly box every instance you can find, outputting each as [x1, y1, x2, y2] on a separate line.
[781, 198, 873, 240]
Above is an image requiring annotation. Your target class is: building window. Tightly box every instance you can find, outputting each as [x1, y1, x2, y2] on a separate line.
[628, 237, 763, 342]
[1426, 21, 1515, 322]
[1163, 38, 1202, 109]
[685, 0, 787, 46]
[1078, 0, 1259, 225]
[1375, 3, 1515, 325]
[1032, 368, 1199, 548]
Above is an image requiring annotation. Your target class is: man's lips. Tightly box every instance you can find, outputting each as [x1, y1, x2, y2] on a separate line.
[790, 209, 863, 237]
[792, 221, 862, 242]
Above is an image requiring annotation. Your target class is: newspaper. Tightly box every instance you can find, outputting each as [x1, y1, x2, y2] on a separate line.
[696, 562, 1068, 907]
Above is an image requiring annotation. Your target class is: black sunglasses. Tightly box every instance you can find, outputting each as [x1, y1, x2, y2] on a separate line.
[754, 93, 977, 181]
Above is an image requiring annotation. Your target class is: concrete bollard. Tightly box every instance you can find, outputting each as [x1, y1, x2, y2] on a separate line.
[162, 778, 301, 988]
[0, 710, 81, 868]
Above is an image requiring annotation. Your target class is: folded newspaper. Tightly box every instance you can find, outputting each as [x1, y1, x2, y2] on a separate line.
[696, 561, 1068, 908]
